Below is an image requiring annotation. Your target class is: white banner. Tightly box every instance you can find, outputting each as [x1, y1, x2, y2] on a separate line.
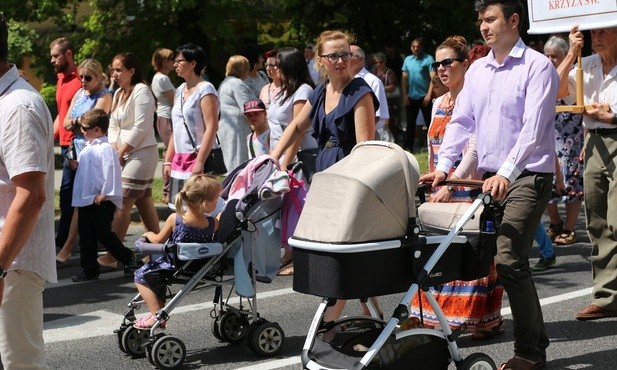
[527, 0, 617, 34]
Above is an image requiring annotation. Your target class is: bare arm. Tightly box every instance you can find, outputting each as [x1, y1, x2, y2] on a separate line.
[353, 93, 376, 142]
[401, 71, 409, 105]
[0, 172, 46, 304]
[93, 93, 113, 114]
[557, 25, 582, 99]
[142, 213, 175, 243]
[163, 90, 175, 108]
[63, 93, 79, 130]
[280, 100, 309, 169]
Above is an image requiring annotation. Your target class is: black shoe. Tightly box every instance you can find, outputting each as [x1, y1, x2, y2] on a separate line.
[71, 271, 99, 282]
[533, 254, 556, 271]
[123, 257, 141, 278]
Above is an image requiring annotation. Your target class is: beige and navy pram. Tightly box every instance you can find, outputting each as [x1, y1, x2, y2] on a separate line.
[115, 156, 288, 370]
[289, 141, 499, 370]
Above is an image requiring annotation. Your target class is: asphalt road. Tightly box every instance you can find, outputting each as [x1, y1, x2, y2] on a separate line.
[41, 202, 617, 370]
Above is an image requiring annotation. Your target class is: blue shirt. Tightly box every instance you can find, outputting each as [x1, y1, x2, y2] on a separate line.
[436, 38, 558, 182]
[402, 53, 434, 99]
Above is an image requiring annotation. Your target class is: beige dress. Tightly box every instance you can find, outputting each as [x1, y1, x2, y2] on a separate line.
[109, 83, 158, 198]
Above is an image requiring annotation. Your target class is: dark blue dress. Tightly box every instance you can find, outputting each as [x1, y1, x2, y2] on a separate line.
[134, 214, 216, 284]
[309, 78, 378, 172]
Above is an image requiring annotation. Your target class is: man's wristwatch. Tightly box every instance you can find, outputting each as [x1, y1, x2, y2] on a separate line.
[446, 185, 455, 193]
[0, 266, 7, 279]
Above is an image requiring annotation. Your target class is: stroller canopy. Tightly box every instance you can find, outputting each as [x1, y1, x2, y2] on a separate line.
[293, 141, 420, 243]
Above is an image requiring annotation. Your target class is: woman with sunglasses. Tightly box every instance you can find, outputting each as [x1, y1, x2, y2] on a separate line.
[271, 29, 378, 321]
[56, 58, 112, 265]
[409, 36, 506, 341]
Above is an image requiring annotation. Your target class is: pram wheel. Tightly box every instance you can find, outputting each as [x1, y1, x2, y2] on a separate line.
[457, 353, 497, 370]
[150, 335, 186, 370]
[218, 311, 249, 344]
[211, 316, 222, 341]
[115, 326, 128, 353]
[246, 321, 285, 357]
[121, 326, 149, 358]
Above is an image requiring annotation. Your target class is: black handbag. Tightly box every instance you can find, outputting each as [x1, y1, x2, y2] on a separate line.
[180, 95, 227, 175]
[296, 147, 319, 183]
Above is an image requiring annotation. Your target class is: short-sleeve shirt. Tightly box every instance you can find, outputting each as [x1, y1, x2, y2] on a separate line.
[402, 53, 434, 100]
[56, 69, 81, 145]
[267, 83, 317, 150]
[0, 65, 57, 283]
[152, 72, 175, 119]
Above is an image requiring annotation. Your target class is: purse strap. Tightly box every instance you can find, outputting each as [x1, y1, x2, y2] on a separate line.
[180, 93, 220, 150]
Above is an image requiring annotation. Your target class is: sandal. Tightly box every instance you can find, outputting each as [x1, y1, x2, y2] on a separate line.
[554, 230, 576, 245]
[277, 262, 294, 276]
[471, 319, 505, 340]
[547, 221, 563, 242]
[133, 314, 167, 330]
[499, 356, 545, 370]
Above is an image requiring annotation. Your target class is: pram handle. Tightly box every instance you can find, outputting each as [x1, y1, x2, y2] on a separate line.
[418, 179, 485, 190]
[134, 237, 167, 255]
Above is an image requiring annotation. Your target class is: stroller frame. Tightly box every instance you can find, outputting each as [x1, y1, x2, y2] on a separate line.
[293, 192, 498, 370]
[116, 192, 287, 369]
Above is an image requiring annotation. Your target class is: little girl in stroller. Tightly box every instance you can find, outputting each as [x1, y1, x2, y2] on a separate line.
[132, 174, 223, 330]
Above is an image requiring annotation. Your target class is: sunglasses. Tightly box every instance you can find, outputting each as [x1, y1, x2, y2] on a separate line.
[319, 52, 352, 63]
[431, 58, 465, 70]
[79, 75, 94, 82]
[80, 125, 95, 131]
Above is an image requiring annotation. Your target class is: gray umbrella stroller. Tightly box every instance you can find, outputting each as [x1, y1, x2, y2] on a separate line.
[114, 156, 289, 369]
[288, 141, 500, 370]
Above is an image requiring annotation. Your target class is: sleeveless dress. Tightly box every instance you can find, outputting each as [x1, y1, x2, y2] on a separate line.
[134, 214, 216, 284]
[308, 78, 378, 172]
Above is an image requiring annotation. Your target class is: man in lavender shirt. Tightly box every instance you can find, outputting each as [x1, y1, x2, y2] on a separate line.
[421, 1, 558, 369]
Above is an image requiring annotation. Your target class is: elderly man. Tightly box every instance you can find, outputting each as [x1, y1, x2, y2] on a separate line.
[557, 25, 617, 321]
[420, 1, 558, 369]
[350, 45, 389, 138]
[0, 15, 57, 369]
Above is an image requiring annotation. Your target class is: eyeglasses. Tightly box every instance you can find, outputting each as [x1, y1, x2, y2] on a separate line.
[431, 58, 465, 70]
[265, 64, 278, 69]
[79, 75, 93, 82]
[319, 52, 353, 63]
[174, 59, 188, 64]
[80, 125, 95, 131]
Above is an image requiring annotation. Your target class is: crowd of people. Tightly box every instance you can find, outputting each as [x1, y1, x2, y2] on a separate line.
[1, 0, 617, 368]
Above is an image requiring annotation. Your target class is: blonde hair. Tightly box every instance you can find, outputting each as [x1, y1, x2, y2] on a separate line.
[78, 58, 105, 80]
[225, 55, 250, 78]
[174, 175, 222, 215]
[151, 48, 174, 71]
[314, 30, 356, 77]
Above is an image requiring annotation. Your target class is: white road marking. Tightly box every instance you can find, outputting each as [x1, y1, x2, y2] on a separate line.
[43, 286, 594, 368]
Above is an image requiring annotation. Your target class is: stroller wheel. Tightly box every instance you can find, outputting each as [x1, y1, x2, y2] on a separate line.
[457, 353, 497, 370]
[218, 311, 249, 344]
[151, 335, 186, 370]
[115, 327, 127, 353]
[248, 321, 285, 357]
[121, 326, 149, 358]
[211, 316, 223, 341]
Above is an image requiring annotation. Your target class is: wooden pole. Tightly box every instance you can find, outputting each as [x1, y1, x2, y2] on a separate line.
[556, 49, 610, 113]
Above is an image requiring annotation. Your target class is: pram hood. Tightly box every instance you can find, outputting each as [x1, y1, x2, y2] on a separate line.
[293, 141, 420, 243]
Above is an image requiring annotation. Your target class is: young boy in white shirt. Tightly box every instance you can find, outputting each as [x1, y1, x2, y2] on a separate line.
[70, 109, 135, 282]
[243, 99, 270, 158]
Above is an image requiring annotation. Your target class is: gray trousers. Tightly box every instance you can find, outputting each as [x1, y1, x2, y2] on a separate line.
[494, 171, 552, 363]
[584, 131, 617, 309]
